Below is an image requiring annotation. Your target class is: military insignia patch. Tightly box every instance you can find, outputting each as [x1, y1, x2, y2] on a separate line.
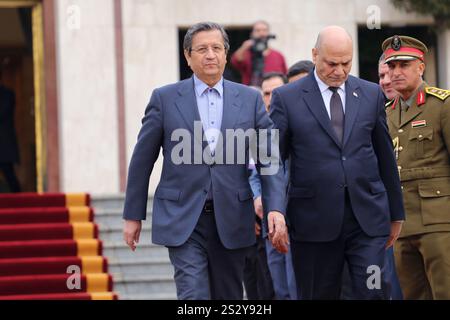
[392, 137, 399, 160]
[392, 35, 402, 51]
[412, 120, 426, 128]
[425, 87, 450, 100]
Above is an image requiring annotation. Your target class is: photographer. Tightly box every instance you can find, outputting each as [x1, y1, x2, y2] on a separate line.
[231, 20, 287, 86]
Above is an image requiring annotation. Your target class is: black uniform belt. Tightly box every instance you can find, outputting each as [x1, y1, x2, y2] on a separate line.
[202, 200, 214, 214]
[400, 166, 450, 182]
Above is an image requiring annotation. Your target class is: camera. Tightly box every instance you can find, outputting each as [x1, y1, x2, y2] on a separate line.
[251, 34, 276, 54]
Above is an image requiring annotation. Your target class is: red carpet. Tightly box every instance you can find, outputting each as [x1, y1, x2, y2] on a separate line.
[0, 193, 117, 300]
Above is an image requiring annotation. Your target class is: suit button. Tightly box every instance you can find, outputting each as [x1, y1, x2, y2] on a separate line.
[401, 186, 404, 190]
[399, 146, 403, 151]
[341, 156, 346, 161]
[418, 134, 423, 139]
[398, 166, 402, 170]
[398, 129, 404, 133]
[437, 190, 441, 195]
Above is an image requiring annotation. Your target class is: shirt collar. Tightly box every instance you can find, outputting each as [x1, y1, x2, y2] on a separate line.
[401, 81, 425, 107]
[193, 74, 224, 97]
[314, 68, 346, 94]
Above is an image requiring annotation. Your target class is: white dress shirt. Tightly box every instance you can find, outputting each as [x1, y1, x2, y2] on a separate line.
[314, 69, 346, 118]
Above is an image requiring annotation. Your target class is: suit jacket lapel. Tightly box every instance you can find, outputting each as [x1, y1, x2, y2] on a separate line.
[221, 80, 242, 135]
[303, 74, 342, 148]
[174, 77, 203, 145]
[174, 77, 201, 132]
[342, 77, 361, 148]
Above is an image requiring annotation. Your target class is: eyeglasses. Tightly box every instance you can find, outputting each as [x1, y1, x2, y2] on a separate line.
[190, 45, 225, 55]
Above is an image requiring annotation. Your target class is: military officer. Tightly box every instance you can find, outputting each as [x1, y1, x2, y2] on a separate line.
[382, 35, 450, 299]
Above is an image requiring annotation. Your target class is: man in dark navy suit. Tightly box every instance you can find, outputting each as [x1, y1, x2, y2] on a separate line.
[0, 66, 21, 193]
[270, 26, 405, 299]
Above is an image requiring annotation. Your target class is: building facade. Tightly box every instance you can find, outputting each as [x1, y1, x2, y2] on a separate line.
[1, 0, 449, 196]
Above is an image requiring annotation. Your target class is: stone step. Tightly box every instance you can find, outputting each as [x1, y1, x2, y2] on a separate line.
[91, 194, 126, 210]
[113, 274, 177, 297]
[103, 241, 169, 262]
[93, 208, 153, 228]
[99, 224, 152, 242]
[91, 194, 153, 211]
[109, 258, 172, 277]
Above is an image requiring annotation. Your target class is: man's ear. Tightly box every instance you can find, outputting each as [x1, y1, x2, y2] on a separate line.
[419, 61, 425, 77]
[312, 48, 318, 64]
[184, 50, 191, 67]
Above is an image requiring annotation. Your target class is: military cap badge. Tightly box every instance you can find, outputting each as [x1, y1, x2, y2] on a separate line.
[392, 35, 401, 51]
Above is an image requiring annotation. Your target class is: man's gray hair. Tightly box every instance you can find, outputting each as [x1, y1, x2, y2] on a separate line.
[183, 22, 230, 54]
[378, 53, 385, 65]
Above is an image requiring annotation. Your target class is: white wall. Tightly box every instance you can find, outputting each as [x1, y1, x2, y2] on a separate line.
[56, 0, 120, 193]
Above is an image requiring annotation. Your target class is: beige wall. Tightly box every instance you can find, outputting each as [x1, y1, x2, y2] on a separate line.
[56, 0, 119, 194]
[54, 0, 448, 195]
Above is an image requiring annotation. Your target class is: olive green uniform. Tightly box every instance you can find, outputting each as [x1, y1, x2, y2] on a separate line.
[386, 82, 450, 299]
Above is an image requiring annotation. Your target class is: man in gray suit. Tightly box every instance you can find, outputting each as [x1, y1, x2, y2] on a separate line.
[123, 22, 288, 300]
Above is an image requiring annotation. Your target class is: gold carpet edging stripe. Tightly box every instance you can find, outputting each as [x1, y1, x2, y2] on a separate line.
[90, 292, 115, 300]
[76, 239, 100, 256]
[69, 207, 91, 222]
[86, 273, 109, 293]
[72, 223, 95, 239]
[81, 256, 104, 274]
[66, 194, 88, 206]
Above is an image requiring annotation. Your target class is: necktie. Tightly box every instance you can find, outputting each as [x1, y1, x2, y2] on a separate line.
[329, 87, 344, 144]
[399, 99, 409, 125]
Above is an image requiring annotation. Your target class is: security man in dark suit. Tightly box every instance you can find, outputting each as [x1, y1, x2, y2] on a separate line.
[0, 67, 21, 193]
[383, 35, 450, 299]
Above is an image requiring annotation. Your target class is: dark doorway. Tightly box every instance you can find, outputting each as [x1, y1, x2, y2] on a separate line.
[178, 27, 252, 83]
[0, 8, 36, 192]
[358, 25, 437, 84]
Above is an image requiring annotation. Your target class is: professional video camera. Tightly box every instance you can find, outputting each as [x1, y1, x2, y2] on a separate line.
[251, 34, 276, 54]
[250, 34, 276, 86]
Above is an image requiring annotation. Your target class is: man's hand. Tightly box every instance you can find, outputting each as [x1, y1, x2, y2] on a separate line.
[268, 211, 289, 254]
[255, 222, 261, 236]
[123, 219, 142, 251]
[233, 39, 254, 62]
[254, 196, 263, 220]
[386, 221, 403, 249]
[240, 39, 254, 51]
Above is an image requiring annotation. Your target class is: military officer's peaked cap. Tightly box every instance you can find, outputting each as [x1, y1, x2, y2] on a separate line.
[382, 35, 428, 63]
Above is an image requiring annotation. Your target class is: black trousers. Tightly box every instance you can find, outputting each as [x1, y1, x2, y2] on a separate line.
[291, 191, 389, 300]
[0, 163, 21, 192]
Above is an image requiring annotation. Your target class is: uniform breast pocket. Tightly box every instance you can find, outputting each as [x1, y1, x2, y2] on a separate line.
[408, 127, 434, 159]
[418, 178, 450, 225]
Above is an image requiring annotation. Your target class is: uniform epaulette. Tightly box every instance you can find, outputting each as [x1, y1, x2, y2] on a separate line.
[425, 86, 450, 101]
[385, 99, 395, 109]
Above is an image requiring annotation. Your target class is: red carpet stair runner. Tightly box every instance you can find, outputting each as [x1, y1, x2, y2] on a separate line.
[0, 193, 117, 300]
